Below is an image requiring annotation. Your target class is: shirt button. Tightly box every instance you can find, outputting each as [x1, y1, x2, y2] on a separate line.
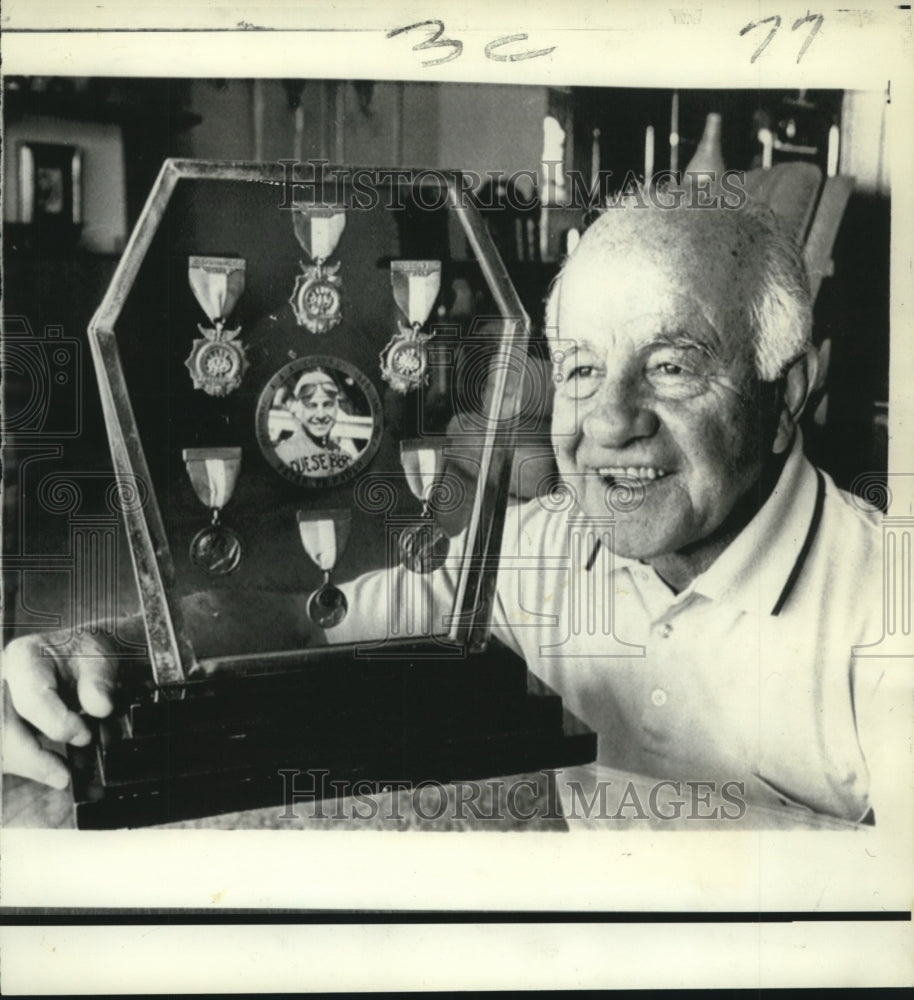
[659, 622, 673, 638]
[651, 688, 668, 706]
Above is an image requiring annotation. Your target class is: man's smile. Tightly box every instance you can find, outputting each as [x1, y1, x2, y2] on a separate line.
[586, 464, 675, 484]
[592, 465, 672, 482]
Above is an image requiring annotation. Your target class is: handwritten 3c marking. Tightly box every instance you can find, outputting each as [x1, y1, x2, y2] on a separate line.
[387, 20, 555, 68]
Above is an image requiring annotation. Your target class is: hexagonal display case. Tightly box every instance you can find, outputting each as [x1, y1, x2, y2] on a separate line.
[73, 159, 595, 828]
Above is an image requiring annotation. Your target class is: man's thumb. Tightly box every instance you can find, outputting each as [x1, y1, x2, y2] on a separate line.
[75, 654, 120, 718]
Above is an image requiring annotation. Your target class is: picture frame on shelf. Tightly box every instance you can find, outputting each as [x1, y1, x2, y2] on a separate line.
[17, 141, 83, 241]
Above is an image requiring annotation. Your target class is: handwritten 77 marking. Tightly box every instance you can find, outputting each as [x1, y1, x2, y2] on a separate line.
[387, 20, 556, 68]
[740, 12, 825, 64]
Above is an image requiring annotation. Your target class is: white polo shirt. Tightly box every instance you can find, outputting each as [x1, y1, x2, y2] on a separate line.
[496, 440, 882, 820]
[339, 436, 887, 823]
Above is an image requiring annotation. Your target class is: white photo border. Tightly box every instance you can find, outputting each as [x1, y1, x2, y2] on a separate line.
[1, 0, 912, 991]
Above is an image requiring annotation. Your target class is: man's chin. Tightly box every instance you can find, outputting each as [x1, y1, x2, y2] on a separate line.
[605, 536, 670, 562]
[601, 519, 680, 563]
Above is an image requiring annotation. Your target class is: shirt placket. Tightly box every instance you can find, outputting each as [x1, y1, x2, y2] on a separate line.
[629, 566, 700, 764]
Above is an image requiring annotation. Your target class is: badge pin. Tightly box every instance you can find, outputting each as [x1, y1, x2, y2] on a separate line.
[183, 447, 243, 575]
[297, 508, 351, 628]
[379, 321, 432, 395]
[290, 260, 343, 335]
[398, 439, 451, 573]
[381, 260, 441, 394]
[185, 256, 249, 396]
[290, 207, 347, 334]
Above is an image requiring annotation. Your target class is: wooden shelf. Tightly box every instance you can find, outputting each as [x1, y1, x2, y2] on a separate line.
[3, 88, 202, 133]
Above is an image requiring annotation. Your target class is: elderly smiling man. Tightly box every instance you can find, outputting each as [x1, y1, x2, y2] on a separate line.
[491, 202, 886, 823]
[2, 200, 890, 826]
[335, 200, 888, 825]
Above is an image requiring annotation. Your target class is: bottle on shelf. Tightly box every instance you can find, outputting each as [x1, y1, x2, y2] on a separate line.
[685, 112, 726, 178]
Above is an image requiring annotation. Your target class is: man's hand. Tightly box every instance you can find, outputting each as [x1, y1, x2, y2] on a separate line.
[2, 590, 327, 790]
[2, 631, 122, 789]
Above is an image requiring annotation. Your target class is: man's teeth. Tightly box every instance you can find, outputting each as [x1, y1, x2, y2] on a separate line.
[597, 467, 668, 480]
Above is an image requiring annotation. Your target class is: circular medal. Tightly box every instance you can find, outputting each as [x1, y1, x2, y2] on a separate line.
[184, 333, 249, 396]
[290, 269, 343, 334]
[399, 522, 450, 574]
[189, 525, 243, 575]
[307, 583, 349, 628]
[380, 329, 430, 394]
[388, 339, 427, 380]
[201, 343, 238, 377]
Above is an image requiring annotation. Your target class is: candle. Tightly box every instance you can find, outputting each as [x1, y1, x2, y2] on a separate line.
[644, 125, 655, 184]
[827, 124, 840, 177]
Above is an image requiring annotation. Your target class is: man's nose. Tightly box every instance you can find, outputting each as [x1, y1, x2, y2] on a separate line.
[581, 376, 659, 447]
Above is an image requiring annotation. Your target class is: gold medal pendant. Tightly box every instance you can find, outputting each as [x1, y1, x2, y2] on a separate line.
[298, 508, 351, 628]
[183, 447, 243, 575]
[381, 321, 433, 394]
[290, 207, 346, 334]
[399, 520, 450, 575]
[381, 261, 441, 394]
[185, 256, 249, 396]
[398, 440, 451, 574]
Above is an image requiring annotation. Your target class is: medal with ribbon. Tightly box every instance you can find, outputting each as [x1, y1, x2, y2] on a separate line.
[380, 260, 441, 394]
[398, 439, 450, 573]
[297, 508, 351, 627]
[185, 256, 249, 396]
[290, 207, 347, 334]
[183, 447, 243, 575]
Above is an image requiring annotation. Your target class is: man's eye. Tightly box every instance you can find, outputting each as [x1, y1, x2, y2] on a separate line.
[646, 356, 709, 399]
[559, 362, 603, 399]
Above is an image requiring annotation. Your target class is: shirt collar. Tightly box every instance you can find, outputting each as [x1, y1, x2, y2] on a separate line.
[606, 432, 824, 618]
[682, 431, 823, 615]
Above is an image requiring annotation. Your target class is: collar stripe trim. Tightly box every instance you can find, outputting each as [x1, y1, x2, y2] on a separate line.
[770, 468, 826, 617]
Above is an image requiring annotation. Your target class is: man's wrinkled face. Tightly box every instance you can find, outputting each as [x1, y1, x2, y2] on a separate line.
[550, 217, 770, 563]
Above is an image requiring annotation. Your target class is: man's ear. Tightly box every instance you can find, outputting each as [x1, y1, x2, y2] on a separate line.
[772, 346, 819, 455]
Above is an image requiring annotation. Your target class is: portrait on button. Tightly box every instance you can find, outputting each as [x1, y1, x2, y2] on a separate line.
[256, 357, 382, 487]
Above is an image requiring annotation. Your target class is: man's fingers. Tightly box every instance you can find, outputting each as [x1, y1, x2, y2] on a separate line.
[1, 691, 71, 789]
[10, 680, 92, 746]
[2, 630, 127, 787]
[75, 657, 119, 718]
[3, 636, 92, 745]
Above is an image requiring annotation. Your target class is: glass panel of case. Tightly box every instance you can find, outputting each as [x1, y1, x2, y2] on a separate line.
[105, 165, 529, 668]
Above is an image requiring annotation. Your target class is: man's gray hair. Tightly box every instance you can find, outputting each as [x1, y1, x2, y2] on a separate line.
[544, 200, 813, 383]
